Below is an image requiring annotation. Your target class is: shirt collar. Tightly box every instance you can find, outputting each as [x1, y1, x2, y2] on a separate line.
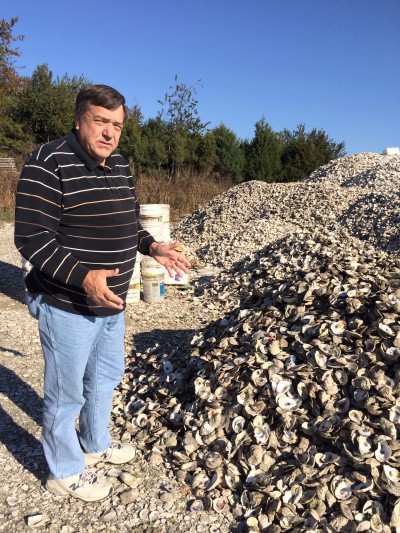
[66, 130, 116, 171]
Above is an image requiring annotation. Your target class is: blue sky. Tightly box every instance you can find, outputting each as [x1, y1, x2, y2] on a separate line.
[4, 0, 400, 155]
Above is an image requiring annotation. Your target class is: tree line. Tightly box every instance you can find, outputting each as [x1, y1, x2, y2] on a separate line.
[1, 17, 346, 183]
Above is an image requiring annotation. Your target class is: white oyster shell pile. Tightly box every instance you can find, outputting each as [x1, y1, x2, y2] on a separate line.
[173, 152, 400, 265]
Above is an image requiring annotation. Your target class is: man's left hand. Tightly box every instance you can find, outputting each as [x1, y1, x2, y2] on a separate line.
[149, 241, 191, 279]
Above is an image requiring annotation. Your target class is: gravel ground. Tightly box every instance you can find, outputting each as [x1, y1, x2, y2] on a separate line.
[0, 222, 236, 533]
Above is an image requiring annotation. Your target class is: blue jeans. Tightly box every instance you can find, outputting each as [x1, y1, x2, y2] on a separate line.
[26, 293, 125, 479]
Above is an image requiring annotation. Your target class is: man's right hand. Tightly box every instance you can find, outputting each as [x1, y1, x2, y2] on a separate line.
[82, 269, 124, 309]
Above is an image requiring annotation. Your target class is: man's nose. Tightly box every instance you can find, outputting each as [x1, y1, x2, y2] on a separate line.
[102, 123, 114, 138]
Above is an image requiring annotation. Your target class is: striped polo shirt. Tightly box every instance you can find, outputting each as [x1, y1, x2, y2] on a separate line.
[14, 130, 155, 316]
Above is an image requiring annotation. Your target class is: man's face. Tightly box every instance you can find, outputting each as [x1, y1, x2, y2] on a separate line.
[75, 104, 124, 165]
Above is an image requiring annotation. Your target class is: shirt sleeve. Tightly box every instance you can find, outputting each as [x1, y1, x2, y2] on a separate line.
[14, 156, 90, 288]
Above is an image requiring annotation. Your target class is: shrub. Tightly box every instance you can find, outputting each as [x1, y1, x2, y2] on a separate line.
[0, 170, 18, 221]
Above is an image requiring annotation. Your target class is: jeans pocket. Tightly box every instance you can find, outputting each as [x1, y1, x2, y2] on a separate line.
[26, 291, 44, 320]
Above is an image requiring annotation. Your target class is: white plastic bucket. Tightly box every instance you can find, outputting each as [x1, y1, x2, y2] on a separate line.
[160, 204, 171, 243]
[141, 256, 165, 277]
[126, 256, 141, 303]
[140, 216, 163, 242]
[140, 204, 163, 217]
[141, 256, 165, 303]
[142, 272, 165, 303]
[383, 147, 400, 155]
[139, 204, 164, 242]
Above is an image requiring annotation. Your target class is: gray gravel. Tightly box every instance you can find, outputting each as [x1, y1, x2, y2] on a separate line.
[0, 222, 233, 533]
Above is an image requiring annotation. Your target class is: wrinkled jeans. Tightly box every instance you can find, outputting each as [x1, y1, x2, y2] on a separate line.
[26, 293, 125, 479]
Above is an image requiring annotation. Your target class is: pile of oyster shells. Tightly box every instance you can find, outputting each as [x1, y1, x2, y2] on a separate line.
[119, 224, 400, 531]
[173, 153, 400, 265]
[116, 153, 400, 530]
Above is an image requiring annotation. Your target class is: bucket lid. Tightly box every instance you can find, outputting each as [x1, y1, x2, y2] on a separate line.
[140, 204, 164, 215]
[142, 255, 161, 266]
[142, 273, 165, 281]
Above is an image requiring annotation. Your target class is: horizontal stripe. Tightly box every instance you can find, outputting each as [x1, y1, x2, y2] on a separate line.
[108, 280, 132, 289]
[64, 244, 138, 253]
[14, 219, 60, 232]
[17, 192, 61, 207]
[80, 256, 136, 266]
[23, 165, 60, 180]
[16, 206, 60, 221]
[56, 163, 85, 169]
[62, 197, 133, 211]
[62, 207, 135, 217]
[44, 151, 74, 162]
[15, 229, 51, 240]
[63, 185, 131, 196]
[19, 179, 62, 195]
[61, 173, 130, 182]
[61, 233, 138, 241]
[63, 222, 137, 229]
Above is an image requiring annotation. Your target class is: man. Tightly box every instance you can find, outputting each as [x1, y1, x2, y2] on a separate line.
[14, 84, 190, 502]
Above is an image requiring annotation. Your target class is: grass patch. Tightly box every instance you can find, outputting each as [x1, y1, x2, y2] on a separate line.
[0, 168, 234, 223]
[0, 171, 18, 222]
[135, 170, 233, 221]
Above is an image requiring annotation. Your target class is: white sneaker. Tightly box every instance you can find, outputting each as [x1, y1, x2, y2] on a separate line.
[46, 467, 112, 502]
[84, 441, 136, 466]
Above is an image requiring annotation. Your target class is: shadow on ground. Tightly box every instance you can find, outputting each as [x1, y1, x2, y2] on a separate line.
[0, 261, 26, 303]
[131, 327, 197, 355]
[124, 326, 200, 407]
[0, 346, 24, 356]
[0, 364, 47, 481]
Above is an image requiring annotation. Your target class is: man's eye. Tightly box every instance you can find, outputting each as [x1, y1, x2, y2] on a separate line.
[93, 118, 122, 131]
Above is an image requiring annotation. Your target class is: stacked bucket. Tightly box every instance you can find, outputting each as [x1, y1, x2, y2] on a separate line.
[126, 204, 188, 304]
[125, 253, 141, 303]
